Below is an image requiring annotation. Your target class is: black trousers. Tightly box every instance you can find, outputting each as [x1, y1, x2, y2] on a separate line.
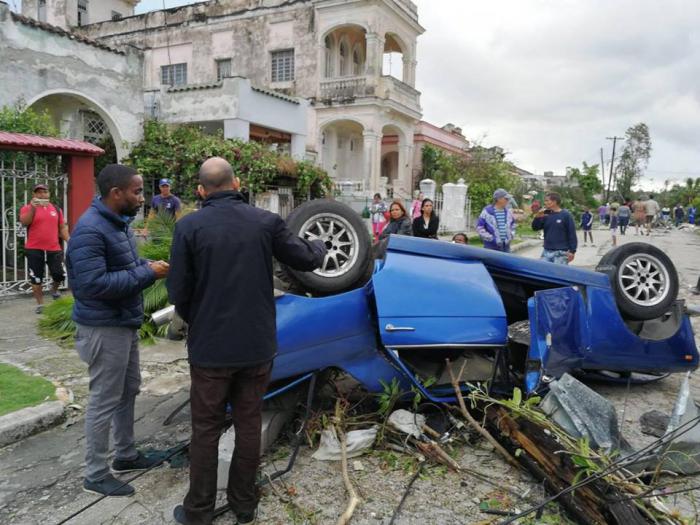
[183, 362, 272, 524]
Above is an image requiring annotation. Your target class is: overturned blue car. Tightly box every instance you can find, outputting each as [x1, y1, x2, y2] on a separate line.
[164, 200, 699, 401]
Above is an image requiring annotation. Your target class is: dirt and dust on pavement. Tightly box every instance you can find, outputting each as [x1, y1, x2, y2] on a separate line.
[0, 226, 699, 525]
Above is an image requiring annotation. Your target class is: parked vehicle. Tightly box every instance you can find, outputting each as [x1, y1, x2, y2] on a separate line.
[160, 200, 699, 401]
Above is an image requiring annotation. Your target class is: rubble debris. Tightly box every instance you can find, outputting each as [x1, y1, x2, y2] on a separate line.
[387, 409, 426, 438]
[640, 410, 670, 438]
[659, 372, 700, 474]
[312, 426, 378, 461]
[541, 373, 634, 457]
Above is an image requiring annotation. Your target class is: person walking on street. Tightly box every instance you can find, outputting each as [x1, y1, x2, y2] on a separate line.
[617, 201, 631, 235]
[645, 194, 660, 235]
[476, 188, 516, 252]
[580, 207, 594, 247]
[532, 192, 577, 265]
[150, 178, 182, 218]
[370, 193, 388, 241]
[688, 205, 697, 225]
[609, 206, 619, 247]
[633, 198, 646, 235]
[412, 198, 440, 239]
[379, 201, 413, 240]
[597, 203, 607, 226]
[674, 204, 685, 227]
[167, 157, 327, 525]
[19, 184, 70, 313]
[66, 164, 170, 497]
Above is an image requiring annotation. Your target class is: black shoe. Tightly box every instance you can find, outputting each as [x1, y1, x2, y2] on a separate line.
[51, 291, 61, 300]
[83, 474, 134, 497]
[691, 287, 700, 296]
[112, 451, 161, 473]
[236, 510, 257, 525]
[173, 505, 190, 524]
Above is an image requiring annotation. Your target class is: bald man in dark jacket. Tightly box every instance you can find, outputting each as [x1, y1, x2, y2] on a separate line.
[168, 157, 326, 525]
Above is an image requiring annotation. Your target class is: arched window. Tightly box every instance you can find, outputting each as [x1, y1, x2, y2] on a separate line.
[324, 35, 334, 78]
[352, 46, 363, 76]
[339, 40, 348, 77]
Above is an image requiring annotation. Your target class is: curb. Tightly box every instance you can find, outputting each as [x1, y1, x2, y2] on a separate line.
[0, 400, 65, 448]
[511, 239, 541, 253]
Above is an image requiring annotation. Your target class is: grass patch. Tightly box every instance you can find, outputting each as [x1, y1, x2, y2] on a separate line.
[0, 363, 56, 416]
[516, 222, 539, 238]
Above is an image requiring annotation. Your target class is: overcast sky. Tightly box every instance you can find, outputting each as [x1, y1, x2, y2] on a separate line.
[13, 0, 699, 189]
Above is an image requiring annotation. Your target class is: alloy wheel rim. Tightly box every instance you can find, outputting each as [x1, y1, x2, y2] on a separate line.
[617, 253, 670, 307]
[299, 213, 359, 278]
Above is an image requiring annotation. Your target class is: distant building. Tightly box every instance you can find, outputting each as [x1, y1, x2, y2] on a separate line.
[4, 0, 425, 197]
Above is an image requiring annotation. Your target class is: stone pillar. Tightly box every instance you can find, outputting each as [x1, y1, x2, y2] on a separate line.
[362, 131, 382, 194]
[364, 33, 385, 83]
[403, 57, 417, 86]
[397, 143, 413, 196]
[223, 118, 250, 141]
[290, 134, 306, 160]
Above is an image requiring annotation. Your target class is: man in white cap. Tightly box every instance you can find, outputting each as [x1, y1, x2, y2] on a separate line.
[475, 188, 516, 252]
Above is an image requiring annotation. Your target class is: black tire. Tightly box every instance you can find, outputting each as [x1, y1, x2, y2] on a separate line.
[282, 199, 372, 295]
[595, 242, 679, 321]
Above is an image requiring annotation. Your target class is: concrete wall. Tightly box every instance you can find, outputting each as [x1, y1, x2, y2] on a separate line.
[0, 3, 144, 159]
[22, 0, 136, 29]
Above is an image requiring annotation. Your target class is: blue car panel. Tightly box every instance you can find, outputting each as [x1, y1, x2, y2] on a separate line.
[372, 251, 507, 347]
[525, 286, 699, 393]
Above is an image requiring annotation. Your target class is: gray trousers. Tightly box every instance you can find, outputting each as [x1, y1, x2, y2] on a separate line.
[75, 324, 141, 482]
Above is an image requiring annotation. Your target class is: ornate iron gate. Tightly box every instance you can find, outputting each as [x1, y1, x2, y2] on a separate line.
[0, 155, 68, 297]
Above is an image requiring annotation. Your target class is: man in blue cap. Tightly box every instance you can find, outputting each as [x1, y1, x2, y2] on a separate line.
[151, 178, 182, 218]
[476, 188, 516, 252]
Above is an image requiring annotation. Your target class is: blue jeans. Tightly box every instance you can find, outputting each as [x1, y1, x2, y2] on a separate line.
[541, 249, 569, 265]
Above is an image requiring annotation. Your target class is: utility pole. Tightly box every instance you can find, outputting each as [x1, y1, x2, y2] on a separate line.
[605, 136, 624, 202]
[600, 147, 605, 188]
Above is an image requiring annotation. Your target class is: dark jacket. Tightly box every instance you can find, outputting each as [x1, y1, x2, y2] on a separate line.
[379, 215, 412, 240]
[167, 191, 326, 368]
[532, 209, 578, 253]
[66, 198, 156, 328]
[412, 215, 439, 239]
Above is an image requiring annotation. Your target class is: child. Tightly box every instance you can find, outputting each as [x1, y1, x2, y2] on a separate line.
[581, 207, 594, 247]
[609, 206, 619, 247]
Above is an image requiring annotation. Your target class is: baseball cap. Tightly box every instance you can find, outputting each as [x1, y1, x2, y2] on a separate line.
[33, 183, 49, 191]
[159, 178, 171, 186]
[493, 188, 509, 200]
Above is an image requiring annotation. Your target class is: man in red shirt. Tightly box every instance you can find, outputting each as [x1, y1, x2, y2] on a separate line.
[19, 184, 70, 313]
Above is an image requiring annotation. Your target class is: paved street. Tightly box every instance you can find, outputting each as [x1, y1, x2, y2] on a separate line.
[0, 226, 699, 525]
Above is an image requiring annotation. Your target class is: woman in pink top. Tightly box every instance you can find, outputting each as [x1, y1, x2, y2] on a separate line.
[411, 191, 424, 219]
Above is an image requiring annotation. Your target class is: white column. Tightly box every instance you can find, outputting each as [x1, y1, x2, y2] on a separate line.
[397, 143, 413, 197]
[364, 33, 384, 82]
[362, 130, 382, 194]
[223, 118, 250, 141]
[403, 57, 417, 86]
[291, 134, 306, 160]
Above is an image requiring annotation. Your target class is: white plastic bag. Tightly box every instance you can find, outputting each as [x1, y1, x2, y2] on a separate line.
[312, 426, 378, 461]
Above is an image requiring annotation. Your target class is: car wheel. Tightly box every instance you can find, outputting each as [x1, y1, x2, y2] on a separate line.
[283, 199, 372, 295]
[596, 243, 679, 321]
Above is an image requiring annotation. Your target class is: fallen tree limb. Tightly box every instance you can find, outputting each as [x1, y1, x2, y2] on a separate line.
[485, 405, 653, 525]
[445, 359, 520, 469]
[335, 425, 361, 525]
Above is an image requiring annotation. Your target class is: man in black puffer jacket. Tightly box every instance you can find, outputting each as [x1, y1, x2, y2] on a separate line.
[66, 164, 169, 497]
[168, 157, 326, 525]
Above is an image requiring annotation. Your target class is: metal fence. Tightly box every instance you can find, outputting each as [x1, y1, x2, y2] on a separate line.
[0, 155, 68, 297]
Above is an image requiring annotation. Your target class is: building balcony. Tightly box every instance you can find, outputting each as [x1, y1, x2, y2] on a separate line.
[318, 75, 421, 115]
[378, 75, 421, 112]
[319, 76, 371, 101]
